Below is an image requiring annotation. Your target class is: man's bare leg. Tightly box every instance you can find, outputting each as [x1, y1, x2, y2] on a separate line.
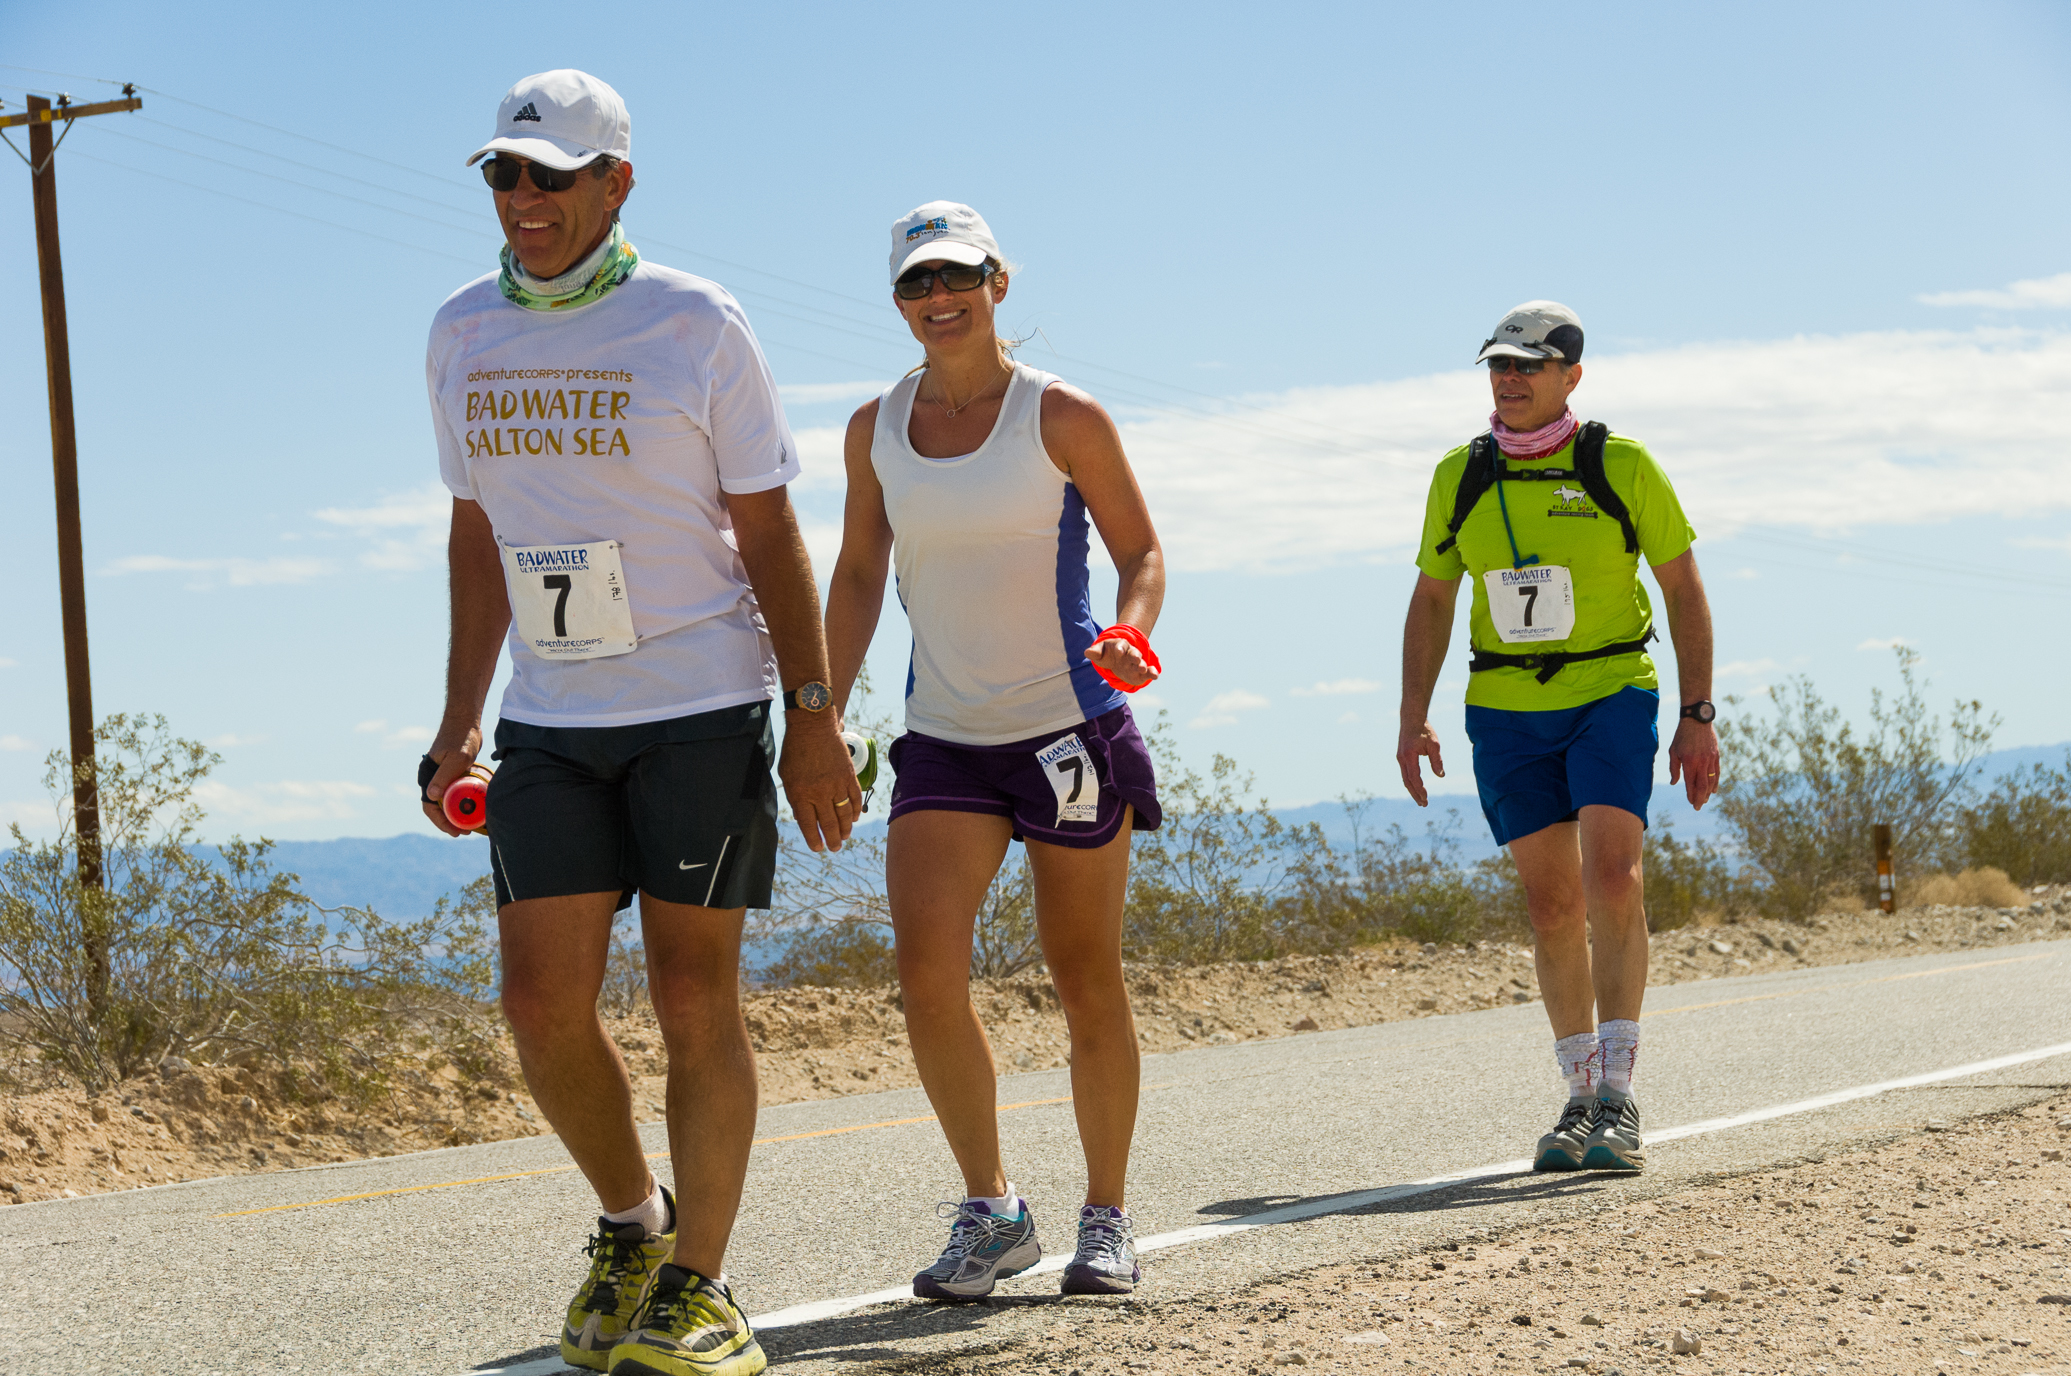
[499, 892, 653, 1212]
[640, 893, 758, 1278]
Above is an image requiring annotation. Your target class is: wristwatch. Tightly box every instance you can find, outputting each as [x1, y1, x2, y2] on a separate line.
[783, 681, 833, 713]
[1680, 699, 1717, 724]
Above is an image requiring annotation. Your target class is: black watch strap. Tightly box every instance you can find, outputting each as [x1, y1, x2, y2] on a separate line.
[1680, 699, 1716, 724]
[783, 681, 833, 713]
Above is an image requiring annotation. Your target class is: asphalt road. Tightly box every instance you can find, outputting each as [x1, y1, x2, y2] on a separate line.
[4, 940, 2067, 1375]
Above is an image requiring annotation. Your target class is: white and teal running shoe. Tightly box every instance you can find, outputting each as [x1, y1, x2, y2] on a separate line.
[1533, 1098, 1595, 1172]
[1062, 1205, 1140, 1295]
[912, 1194, 1042, 1300]
[1581, 1087, 1645, 1171]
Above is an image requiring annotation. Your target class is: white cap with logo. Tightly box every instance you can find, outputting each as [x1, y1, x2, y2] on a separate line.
[467, 70, 631, 171]
[889, 201, 999, 283]
[1475, 301, 1585, 364]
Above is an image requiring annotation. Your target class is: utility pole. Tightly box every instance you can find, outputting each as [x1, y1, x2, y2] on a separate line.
[6, 87, 140, 1017]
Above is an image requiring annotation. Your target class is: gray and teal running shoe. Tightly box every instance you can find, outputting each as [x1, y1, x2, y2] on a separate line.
[913, 1196, 1042, 1300]
[1062, 1205, 1140, 1295]
[1581, 1087, 1645, 1171]
[1533, 1098, 1595, 1172]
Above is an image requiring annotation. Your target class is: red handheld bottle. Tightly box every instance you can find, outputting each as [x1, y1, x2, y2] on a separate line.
[442, 764, 494, 831]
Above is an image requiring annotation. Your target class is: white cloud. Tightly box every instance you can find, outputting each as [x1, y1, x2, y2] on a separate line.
[779, 381, 889, 407]
[351, 719, 434, 749]
[1919, 271, 2071, 311]
[1336, 710, 1360, 725]
[1857, 636, 1909, 651]
[192, 778, 378, 826]
[0, 658, 16, 668]
[313, 483, 451, 572]
[1716, 658, 1781, 678]
[1189, 689, 1271, 729]
[204, 733, 265, 748]
[790, 424, 848, 492]
[0, 735, 33, 751]
[104, 555, 330, 588]
[2011, 534, 2071, 552]
[1290, 677, 1384, 697]
[1113, 325, 2071, 573]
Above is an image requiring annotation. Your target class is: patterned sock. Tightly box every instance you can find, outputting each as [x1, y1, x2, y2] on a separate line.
[1598, 1019, 1640, 1094]
[1555, 1031, 1601, 1099]
[602, 1179, 670, 1239]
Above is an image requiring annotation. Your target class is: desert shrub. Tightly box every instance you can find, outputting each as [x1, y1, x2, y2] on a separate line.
[1642, 821, 1746, 930]
[1714, 647, 1995, 919]
[599, 910, 649, 1017]
[1904, 867, 2026, 910]
[1957, 755, 2071, 886]
[1293, 802, 1494, 947]
[758, 920, 899, 989]
[0, 715, 497, 1097]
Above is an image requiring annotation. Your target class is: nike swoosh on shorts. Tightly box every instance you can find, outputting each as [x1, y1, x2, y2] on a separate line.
[678, 861, 706, 870]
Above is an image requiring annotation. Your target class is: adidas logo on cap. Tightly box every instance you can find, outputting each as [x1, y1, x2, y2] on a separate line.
[512, 102, 541, 123]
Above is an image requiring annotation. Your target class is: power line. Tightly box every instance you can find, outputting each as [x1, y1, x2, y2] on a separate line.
[135, 114, 482, 218]
[133, 85, 462, 189]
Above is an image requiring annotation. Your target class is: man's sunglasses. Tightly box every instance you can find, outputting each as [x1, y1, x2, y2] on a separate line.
[894, 263, 994, 300]
[1485, 356, 1554, 375]
[480, 156, 591, 194]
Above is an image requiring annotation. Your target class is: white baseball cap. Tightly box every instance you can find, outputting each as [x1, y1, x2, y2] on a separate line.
[466, 70, 631, 171]
[889, 201, 999, 283]
[1475, 300, 1585, 364]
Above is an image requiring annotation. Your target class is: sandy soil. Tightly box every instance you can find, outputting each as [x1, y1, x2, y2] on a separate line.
[3, 890, 2066, 1207]
[914, 1092, 2071, 1376]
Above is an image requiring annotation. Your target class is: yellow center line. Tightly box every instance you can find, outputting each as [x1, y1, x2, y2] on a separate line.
[213, 1091, 1099, 1219]
[1643, 951, 2053, 1019]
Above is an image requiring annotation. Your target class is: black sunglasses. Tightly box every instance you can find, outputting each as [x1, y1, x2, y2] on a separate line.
[1485, 356, 1554, 375]
[895, 263, 993, 300]
[480, 156, 590, 194]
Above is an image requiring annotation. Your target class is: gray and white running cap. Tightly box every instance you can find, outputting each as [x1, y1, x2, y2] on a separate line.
[467, 70, 631, 171]
[890, 201, 1000, 283]
[1475, 300, 1585, 364]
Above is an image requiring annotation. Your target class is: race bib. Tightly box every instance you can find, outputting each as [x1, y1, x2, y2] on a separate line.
[501, 539, 638, 660]
[1035, 733, 1101, 825]
[1483, 564, 1576, 644]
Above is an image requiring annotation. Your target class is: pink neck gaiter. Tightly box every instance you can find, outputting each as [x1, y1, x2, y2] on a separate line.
[1491, 406, 1578, 462]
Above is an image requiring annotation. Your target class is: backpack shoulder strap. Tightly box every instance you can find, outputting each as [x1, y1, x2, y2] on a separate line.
[1434, 434, 1498, 556]
[1573, 421, 1638, 555]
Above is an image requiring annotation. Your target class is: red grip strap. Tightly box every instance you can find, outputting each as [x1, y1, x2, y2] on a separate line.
[1088, 623, 1162, 693]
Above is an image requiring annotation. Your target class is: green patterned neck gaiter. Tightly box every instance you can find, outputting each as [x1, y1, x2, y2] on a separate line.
[499, 221, 639, 312]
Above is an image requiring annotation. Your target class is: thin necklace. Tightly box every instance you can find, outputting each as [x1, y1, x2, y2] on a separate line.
[932, 364, 1010, 419]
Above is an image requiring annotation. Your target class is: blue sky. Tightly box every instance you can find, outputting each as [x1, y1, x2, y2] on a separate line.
[3, 1, 2068, 841]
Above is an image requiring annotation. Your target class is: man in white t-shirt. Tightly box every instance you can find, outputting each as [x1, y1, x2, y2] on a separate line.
[419, 70, 856, 1376]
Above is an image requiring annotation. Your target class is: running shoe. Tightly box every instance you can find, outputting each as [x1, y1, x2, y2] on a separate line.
[608, 1264, 765, 1376]
[912, 1196, 1042, 1300]
[1580, 1087, 1645, 1171]
[562, 1189, 676, 1372]
[1062, 1205, 1140, 1295]
[1533, 1097, 1595, 1172]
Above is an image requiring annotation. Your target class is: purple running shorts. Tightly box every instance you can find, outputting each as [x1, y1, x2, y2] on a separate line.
[886, 705, 1162, 849]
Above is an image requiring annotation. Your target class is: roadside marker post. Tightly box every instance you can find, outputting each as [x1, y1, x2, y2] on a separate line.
[1874, 823, 1895, 913]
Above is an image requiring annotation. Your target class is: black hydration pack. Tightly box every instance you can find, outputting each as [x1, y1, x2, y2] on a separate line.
[1432, 420, 1638, 558]
[1433, 420, 1654, 683]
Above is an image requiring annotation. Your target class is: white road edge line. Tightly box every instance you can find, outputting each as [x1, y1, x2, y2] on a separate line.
[469, 1038, 2071, 1373]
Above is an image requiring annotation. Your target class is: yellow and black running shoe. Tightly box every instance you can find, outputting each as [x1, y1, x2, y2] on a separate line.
[562, 1188, 676, 1373]
[609, 1264, 765, 1376]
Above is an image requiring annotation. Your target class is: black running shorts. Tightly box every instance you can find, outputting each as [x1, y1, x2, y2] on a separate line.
[484, 701, 780, 911]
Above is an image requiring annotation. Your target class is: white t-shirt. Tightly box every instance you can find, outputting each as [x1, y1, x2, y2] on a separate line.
[427, 259, 801, 727]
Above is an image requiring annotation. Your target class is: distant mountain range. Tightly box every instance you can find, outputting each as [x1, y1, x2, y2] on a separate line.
[235, 742, 2065, 920]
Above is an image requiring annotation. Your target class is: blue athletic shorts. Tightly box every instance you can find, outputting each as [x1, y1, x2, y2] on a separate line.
[1463, 686, 1658, 846]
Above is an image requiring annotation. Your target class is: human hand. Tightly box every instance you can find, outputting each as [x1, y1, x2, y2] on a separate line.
[1668, 717, 1720, 810]
[780, 713, 863, 852]
[1396, 719, 1445, 807]
[421, 726, 484, 838]
[1085, 635, 1159, 690]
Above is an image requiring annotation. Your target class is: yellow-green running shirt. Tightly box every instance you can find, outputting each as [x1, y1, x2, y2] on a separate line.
[1415, 432, 1695, 712]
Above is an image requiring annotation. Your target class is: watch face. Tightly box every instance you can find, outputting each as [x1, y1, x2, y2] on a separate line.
[1688, 701, 1716, 723]
[795, 681, 833, 712]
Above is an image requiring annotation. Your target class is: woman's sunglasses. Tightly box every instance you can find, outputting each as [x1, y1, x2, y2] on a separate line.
[1486, 356, 1554, 375]
[480, 156, 590, 194]
[894, 263, 994, 300]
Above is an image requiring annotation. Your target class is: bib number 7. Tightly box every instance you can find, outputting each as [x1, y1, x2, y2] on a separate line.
[1483, 564, 1576, 644]
[1034, 733, 1101, 825]
[500, 538, 639, 660]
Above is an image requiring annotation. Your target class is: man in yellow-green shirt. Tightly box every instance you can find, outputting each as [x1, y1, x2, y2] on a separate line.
[1396, 301, 1720, 1175]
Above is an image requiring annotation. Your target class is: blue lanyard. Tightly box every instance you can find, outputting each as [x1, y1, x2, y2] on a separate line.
[1493, 461, 1539, 571]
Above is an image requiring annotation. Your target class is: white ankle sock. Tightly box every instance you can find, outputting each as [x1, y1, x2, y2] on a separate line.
[1598, 1019, 1640, 1094]
[602, 1180, 670, 1238]
[971, 1182, 1021, 1218]
[1555, 1031, 1601, 1099]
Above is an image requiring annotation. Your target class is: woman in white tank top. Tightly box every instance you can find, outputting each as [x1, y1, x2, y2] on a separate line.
[825, 202, 1166, 1299]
